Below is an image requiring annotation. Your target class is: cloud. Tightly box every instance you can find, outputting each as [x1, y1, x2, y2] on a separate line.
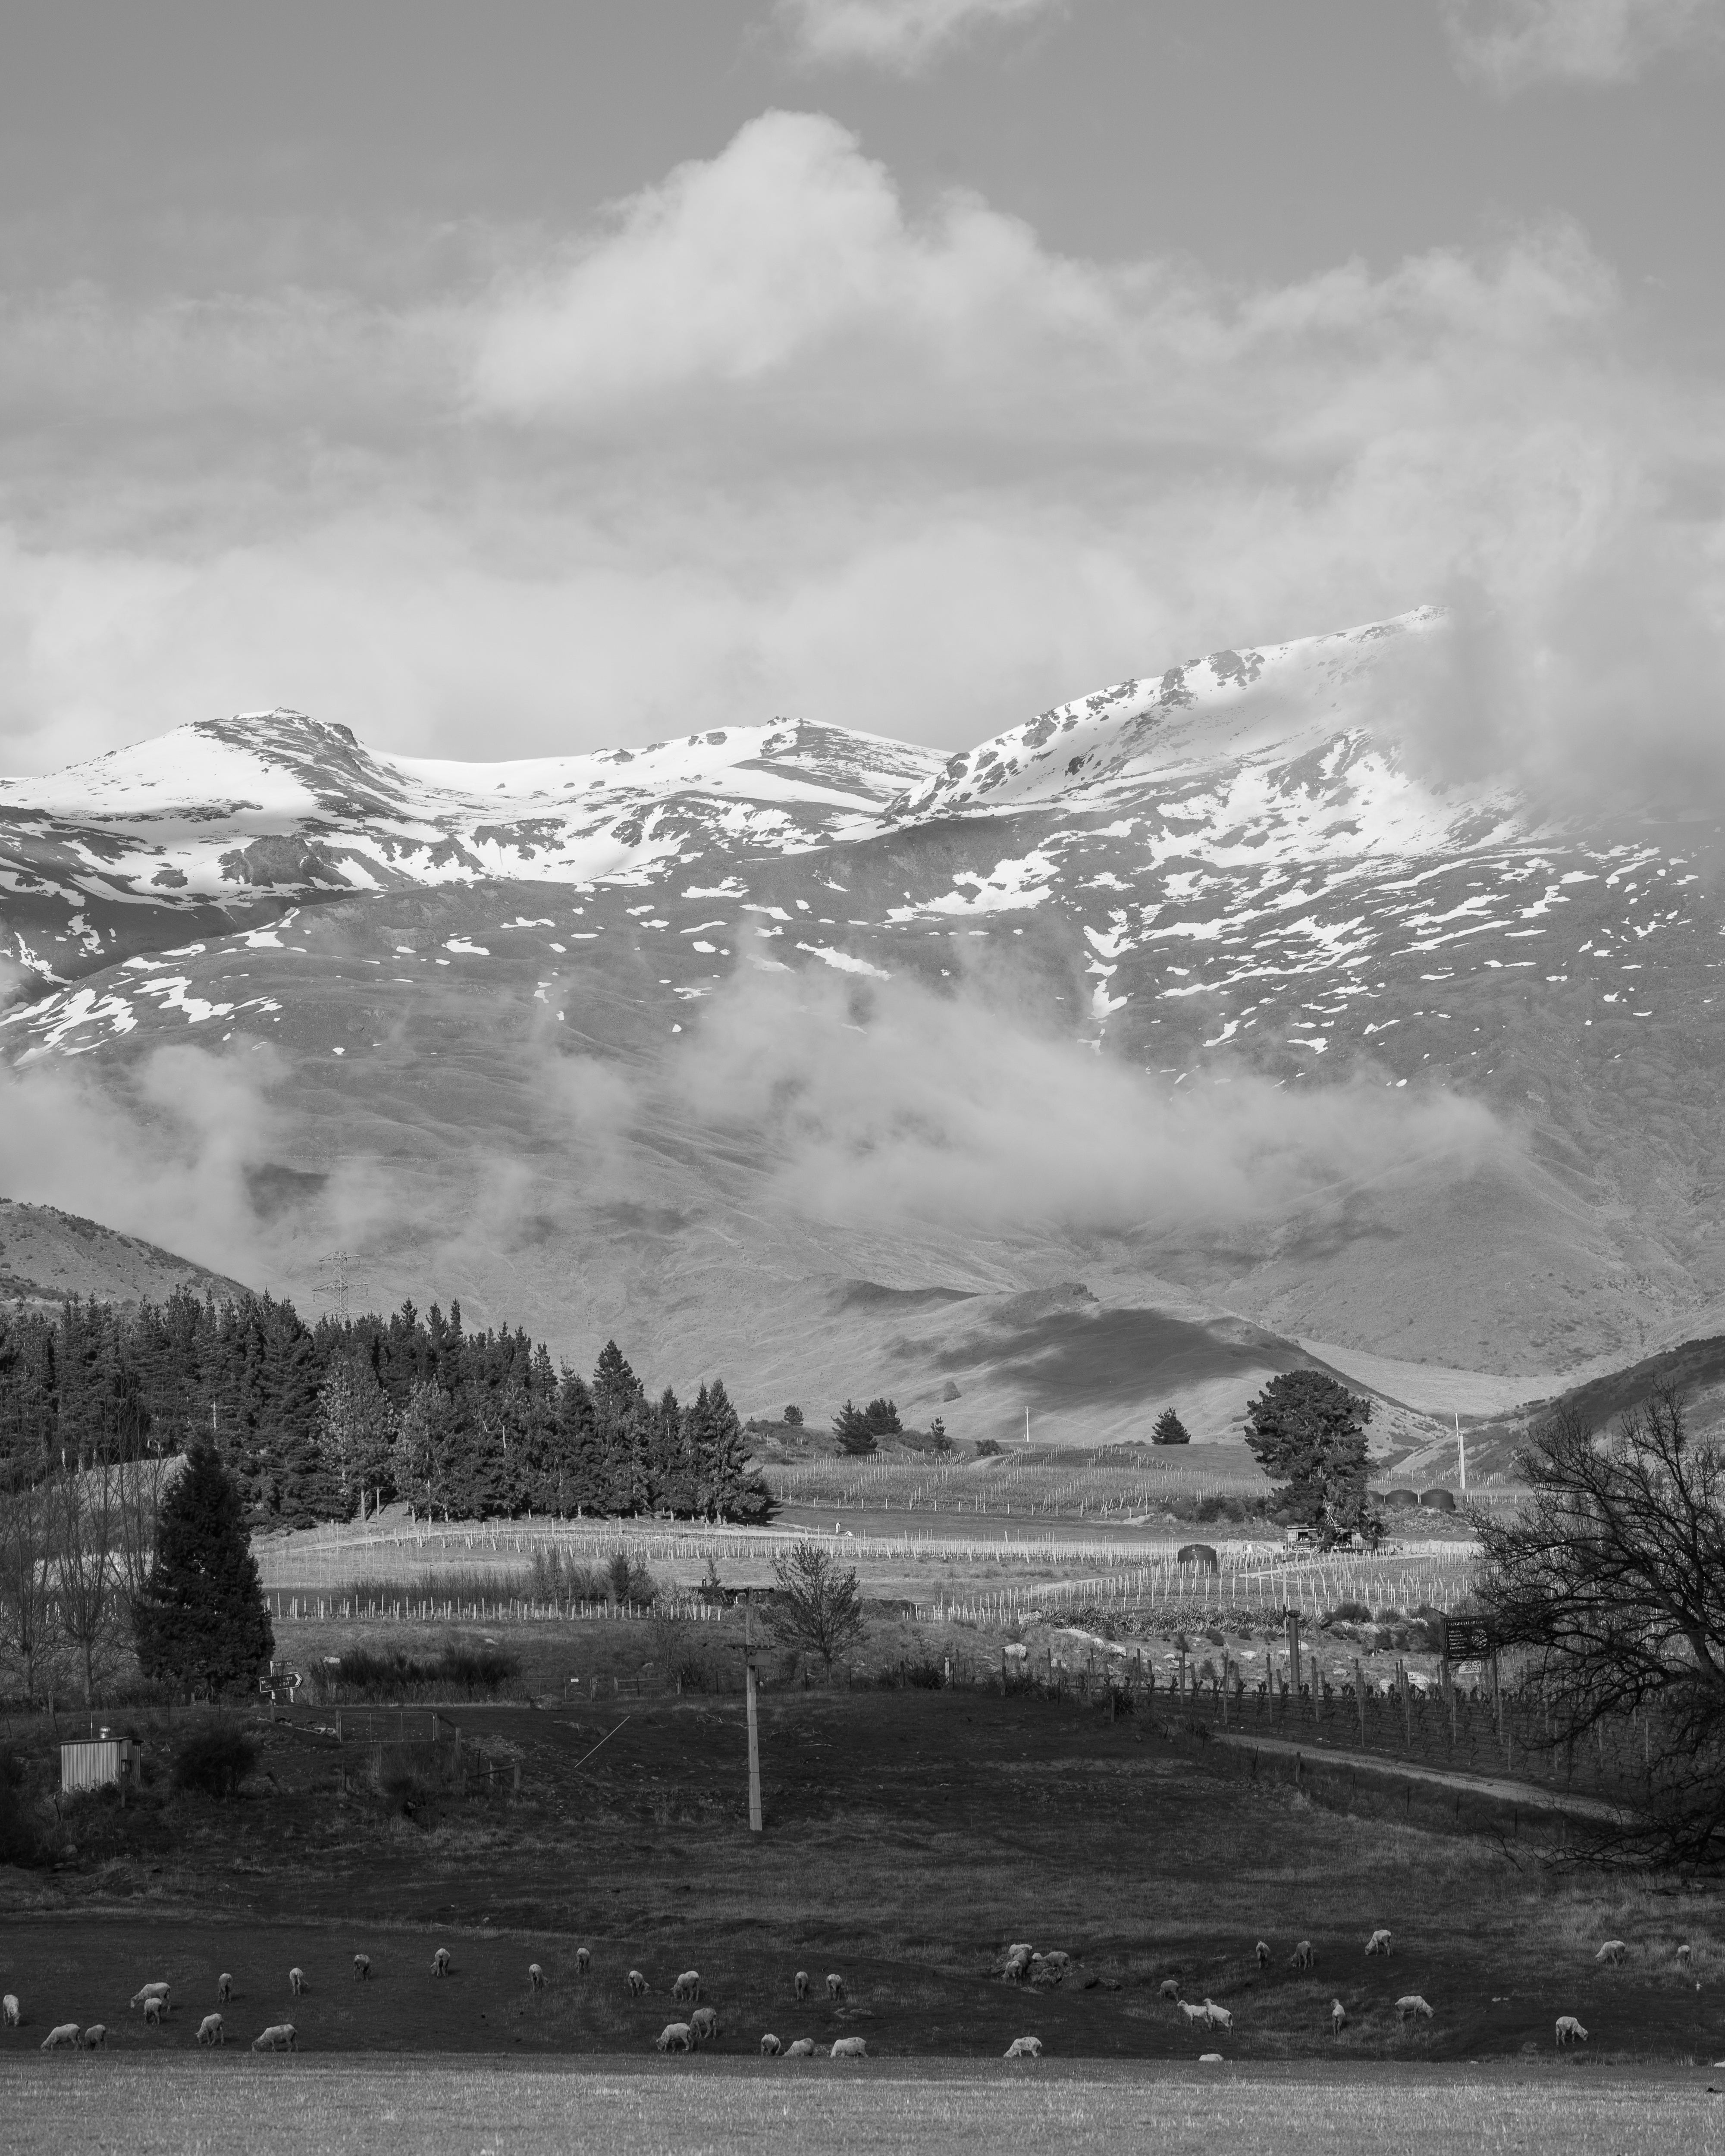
[671, 965, 1504, 1237]
[0, 1044, 288, 1285]
[775, 0, 1063, 72]
[0, 111, 1721, 816]
[1440, 0, 1722, 91]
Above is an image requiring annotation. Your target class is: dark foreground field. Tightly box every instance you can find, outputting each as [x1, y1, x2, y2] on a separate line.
[3, 2058, 1724, 2156]
[2, 1685, 1719, 2070]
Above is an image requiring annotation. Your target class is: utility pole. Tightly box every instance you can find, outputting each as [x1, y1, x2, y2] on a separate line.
[744, 1591, 762, 1834]
[1456, 1413, 1467, 1497]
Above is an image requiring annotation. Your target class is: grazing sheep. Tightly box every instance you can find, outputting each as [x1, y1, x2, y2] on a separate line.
[82, 2025, 107, 2049]
[690, 2006, 721, 2045]
[1004, 2036, 1043, 2059]
[1255, 1941, 1270, 1969]
[3, 1993, 18, 2028]
[831, 2036, 868, 2059]
[1002, 1946, 1033, 1985]
[1365, 1930, 1393, 1958]
[785, 2038, 816, 2058]
[1594, 1940, 1627, 1967]
[1677, 1943, 1693, 1970]
[130, 1983, 170, 2012]
[41, 2024, 80, 2051]
[1158, 1979, 1182, 2002]
[794, 1970, 810, 2002]
[1289, 1941, 1316, 1972]
[1556, 2015, 1588, 2047]
[576, 1948, 591, 1976]
[1203, 1999, 1233, 2032]
[1040, 1950, 1071, 1974]
[1180, 2000, 1210, 2027]
[251, 2023, 298, 2053]
[1198, 2052, 1225, 2064]
[217, 1974, 233, 2002]
[431, 1948, 452, 1977]
[672, 1970, 702, 2006]
[197, 2014, 226, 2046]
[826, 1973, 846, 2002]
[288, 1967, 307, 1997]
[143, 1998, 164, 2028]
[352, 1955, 370, 1982]
[760, 2033, 783, 2056]
[528, 1963, 546, 1994]
[655, 2022, 692, 2053]
[1330, 1999, 1347, 2035]
[628, 1970, 649, 1999]
[1396, 1995, 1433, 2023]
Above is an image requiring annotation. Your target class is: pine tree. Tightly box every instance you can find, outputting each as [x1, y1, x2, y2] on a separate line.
[134, 1445, 274, 1697]
[1152, 1407, 1192, 1446]
[1243, 1370, 1377, 1546]
[834, 1401, 877, 1455]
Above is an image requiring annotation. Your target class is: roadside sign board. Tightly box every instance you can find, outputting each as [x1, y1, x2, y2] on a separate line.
[1441, 1617, 1495, 1661]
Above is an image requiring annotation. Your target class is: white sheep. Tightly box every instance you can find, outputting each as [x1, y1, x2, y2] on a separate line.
[130, 1983, 170, 2012]
[288, 1967, 307, 1997]
[760, 2033, 783, 2056]
[82, 2024, 108, 2049]
[785, 2037, 816, 2058]
[1203, 1999, 1233, 2032]
[628, 1969, 649, 1998]
[1365, 1930, 1392, 1957]
[1002, 1947, 1032, 1985]
[1594, 1940, 1627, 1967]
[1330, 1999, 1347, 2035]
[1396, 1995, 1433, 2023]
[431, 1948, 452, 1977]
[1676, 1942, 1692, 1967]
[41, 2024, 79, 2050]
[826, 1973, 846, 2002]
[690, 2007, 721, 2045]
[575, 1948, 591, 1976]
[1289, 1941, 1316, 1972]
[1198, 2051, 1225, 2064]
[1158, 1979, 1182, 2002]
[197, 2013, 226, 2046]
[794, 1969, 810, 2001]
[1255, 1941, 1270, 1969]
[1179, 2000, 1210, 2027]
[1004, 2036, 1043, 2059]
[655, 2022, 692, 2053]
[251, 2022, 298, 2052]
[1555, 2015, 1588, 2046]
[528, 1963, 546, 1993]
[353, 1955, 370, 1982]
[672, 1970, 702, 2005]
[3, 1993, 18, 2028]
[217, 1973, 233, 2002]
[831, 2036, 868, 2059]
[143, 1997, 165, 2027]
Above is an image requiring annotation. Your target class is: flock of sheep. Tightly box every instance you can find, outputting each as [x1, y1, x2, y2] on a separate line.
[1138, 1927, 1698, 2056]
[3, 1926, 1696, 2061]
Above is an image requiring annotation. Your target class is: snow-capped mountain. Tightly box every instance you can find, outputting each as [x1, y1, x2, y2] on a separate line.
[4, 610, 1721, 1438]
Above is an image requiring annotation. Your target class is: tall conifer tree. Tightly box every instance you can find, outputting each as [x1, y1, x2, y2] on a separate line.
[135, 1445, 274, 1696]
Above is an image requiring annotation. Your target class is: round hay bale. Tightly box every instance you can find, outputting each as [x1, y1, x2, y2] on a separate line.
[1176, 1545, 1220, 1573]
[1382, 1489, 1420, 1510]
[1418, 1489, 1456, 1512]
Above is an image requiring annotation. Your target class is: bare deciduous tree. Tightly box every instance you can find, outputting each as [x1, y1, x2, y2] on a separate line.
[1476, 1384, 1725, 1860]
[766, 1540, 866, 1678]
[52, 1456, 122, 1707]
[0, 1476, 56, 1703]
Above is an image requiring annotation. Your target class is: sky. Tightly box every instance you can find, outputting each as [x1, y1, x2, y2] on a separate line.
[0, 0, 1721, 776]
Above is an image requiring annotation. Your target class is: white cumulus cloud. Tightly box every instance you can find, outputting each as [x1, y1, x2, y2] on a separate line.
[776, 0, 1065, 72]
[1441, 0, 1722, 91]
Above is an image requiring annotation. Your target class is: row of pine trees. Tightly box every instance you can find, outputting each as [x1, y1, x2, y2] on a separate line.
[0, 1289, 772, 1529]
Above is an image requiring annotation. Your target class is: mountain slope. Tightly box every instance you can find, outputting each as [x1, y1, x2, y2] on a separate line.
[4, 610, 1722, 1439]
[0, 1197, 251, 1311]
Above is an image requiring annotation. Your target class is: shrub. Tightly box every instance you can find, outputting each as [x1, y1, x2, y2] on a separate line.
[322, 1643, 522, 1701]
[605, 1553, 657, 1605]
[1326, 1600, 1373, 1624]
[171, 1719, 258, 1800]
[0, 1747, 44, 1866]
[875, 1656, 945, 1689]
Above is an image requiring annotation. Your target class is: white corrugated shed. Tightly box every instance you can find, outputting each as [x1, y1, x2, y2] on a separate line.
[60, 1736, 140, 1794]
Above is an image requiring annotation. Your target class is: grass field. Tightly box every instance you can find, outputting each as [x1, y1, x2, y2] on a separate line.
[2, 2057, 1723, 2156]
